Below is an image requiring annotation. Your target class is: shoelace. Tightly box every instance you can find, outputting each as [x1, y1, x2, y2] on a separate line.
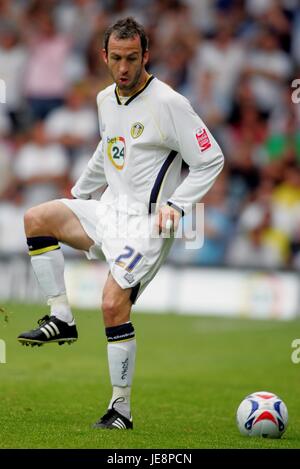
[97, 398, 127, 424]
[37, 315, 51, 327]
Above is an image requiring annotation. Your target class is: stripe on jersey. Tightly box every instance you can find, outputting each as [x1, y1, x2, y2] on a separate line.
[125, 75, 154, 105]
[114, 75, 155, 106]
[148, 150, 178, 214]
[114, 87, 122, 105]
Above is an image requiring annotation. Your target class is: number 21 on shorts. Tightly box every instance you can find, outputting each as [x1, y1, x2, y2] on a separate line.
[115, 246, 143, 272]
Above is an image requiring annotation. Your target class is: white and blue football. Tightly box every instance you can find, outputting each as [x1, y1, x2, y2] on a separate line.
[236, 391, 288, 438]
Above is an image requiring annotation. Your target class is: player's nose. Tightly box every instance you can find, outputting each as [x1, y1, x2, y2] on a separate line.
[119, 59, 129, 74]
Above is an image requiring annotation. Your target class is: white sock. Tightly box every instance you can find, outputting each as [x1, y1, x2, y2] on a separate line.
[48, 294, 74, 324]
[109, 386, 132, 419]
[107, 335, 136, 419]
[31, 249, 74, 324]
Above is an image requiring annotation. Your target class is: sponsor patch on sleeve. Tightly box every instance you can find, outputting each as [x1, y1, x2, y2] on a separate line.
[195, 127, 211, 152]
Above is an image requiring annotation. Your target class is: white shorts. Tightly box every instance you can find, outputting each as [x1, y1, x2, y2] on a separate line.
[60, 198, 174, 302]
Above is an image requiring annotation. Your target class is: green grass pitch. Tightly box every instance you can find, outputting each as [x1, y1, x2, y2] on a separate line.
[0, 303, 300, 449]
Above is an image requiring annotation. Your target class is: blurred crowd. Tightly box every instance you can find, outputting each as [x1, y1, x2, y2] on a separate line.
[0, 0, 300, 269]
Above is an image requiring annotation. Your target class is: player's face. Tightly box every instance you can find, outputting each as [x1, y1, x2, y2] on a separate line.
[102, 34, 149, 96]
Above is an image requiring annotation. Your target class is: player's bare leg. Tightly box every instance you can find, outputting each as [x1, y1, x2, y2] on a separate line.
[93, 274, 135, 429]
[102, 274, 132, 327]
[18, 201, 93, 346]
[24, 200, 93, 251]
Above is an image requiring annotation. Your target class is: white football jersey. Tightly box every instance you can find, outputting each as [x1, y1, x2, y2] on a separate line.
[71, 75, 224, 215]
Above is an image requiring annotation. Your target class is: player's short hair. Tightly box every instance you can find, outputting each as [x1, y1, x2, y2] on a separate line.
[103, 17, 149, 55]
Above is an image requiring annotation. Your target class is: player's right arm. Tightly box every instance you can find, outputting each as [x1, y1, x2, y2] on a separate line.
[71, 140, 107, 199]
[161, 91, 224, 215]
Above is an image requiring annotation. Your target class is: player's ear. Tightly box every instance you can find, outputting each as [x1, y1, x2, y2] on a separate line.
[101, 48, 108, 64]
[142, 50, 149, 67]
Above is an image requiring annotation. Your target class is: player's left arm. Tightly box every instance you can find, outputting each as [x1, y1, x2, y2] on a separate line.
[71, 140, 107, 200]
[160, 94, 224, 223]
[71, 92, 108, 200]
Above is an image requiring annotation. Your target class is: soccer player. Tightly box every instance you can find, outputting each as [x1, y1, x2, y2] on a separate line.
[18, 17, 224, 429]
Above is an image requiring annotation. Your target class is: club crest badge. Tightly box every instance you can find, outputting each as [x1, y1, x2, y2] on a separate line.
[131, 122, 144, 139]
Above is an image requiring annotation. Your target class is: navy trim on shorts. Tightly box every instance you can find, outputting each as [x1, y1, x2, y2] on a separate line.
[130, 283, 141, 304]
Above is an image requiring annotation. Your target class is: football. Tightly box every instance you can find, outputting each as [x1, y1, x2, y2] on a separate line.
[236, 391, 288, 438]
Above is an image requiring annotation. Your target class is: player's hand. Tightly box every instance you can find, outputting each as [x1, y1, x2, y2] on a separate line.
[70, 187, 91, 200]
[156, 205, 181, 236]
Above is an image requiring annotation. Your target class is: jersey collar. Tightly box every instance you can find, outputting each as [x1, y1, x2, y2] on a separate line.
[115, 75, 154, 106]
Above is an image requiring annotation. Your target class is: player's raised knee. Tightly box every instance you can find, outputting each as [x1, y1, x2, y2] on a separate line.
[24, 206, 44, 234]
[24, 203, 57, 237]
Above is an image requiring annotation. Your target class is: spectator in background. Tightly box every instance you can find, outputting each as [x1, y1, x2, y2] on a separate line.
[182, 0, 216, 33]
[194, 174, 233, 265]
[291, 8, 300, 67]
[23, 13, 72, 120]
[190, 69, 229, 132]
[0, 106, 11, 136]
[244, 26, 292, 113]
[226, 133, 262, 214]
[228, 178, 290, 268]
[272, 162, 300, 238]
[0, 0, 21, 25]
[264, 99, 300, 166]
[55, 0, 103, 53]
[168, 174, 232, 266]
[0, 110, 26, 253]
[0, 191, 26, 254]
[167, 192, 204, 266]
[0, 21, 27, 131]
[192, 20, 245, 122]
[227, 204, 289, 268]
[149, 1, 198, 94]
[45, 82, 99, 160]
[226, 78, 268, 148]
[153, 38, 194, 94]
[259, 1, 292, 53]
[14, 121, 69, 207]
[266, 118, 300, 166]
[0, 140, 14, 199]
